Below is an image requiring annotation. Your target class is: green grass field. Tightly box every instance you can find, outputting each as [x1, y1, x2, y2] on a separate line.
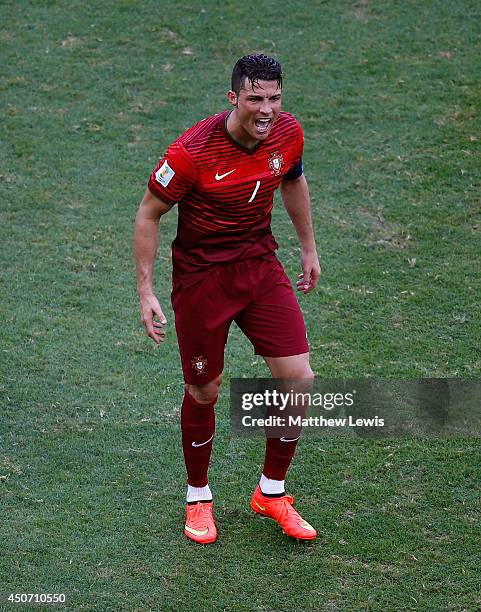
[1, 0, 481, 609]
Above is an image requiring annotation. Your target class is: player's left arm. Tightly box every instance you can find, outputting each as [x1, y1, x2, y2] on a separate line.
[280, 173, 320, 294]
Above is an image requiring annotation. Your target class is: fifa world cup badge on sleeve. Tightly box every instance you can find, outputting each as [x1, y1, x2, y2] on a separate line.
[155, 160, 175, 187]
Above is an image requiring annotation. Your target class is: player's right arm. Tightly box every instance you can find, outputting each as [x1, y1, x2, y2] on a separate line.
[135, 141, 197, 343]
[134, 188, 172, 344]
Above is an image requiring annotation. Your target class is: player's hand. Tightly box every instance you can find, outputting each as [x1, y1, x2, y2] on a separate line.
[138, 293, 167, 344]
[297, 250, 321, 294]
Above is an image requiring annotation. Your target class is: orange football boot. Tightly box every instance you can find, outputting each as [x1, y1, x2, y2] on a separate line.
[184, 501, 217, 544]
[250, 486, 317, 540]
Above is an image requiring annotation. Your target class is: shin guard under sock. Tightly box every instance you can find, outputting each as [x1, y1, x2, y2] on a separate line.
[262, 436, 300, 481]
[181, 389, 216, 487]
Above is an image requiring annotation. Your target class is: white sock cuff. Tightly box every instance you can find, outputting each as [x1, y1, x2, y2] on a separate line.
[260, 474, 285, 495]
[186, 484, 212, 502]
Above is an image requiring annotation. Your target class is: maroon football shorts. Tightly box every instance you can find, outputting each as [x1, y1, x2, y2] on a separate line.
[171, 256, 309, 384]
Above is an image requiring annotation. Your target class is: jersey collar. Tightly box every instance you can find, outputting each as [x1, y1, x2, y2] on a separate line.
[223, 110, 263, 154]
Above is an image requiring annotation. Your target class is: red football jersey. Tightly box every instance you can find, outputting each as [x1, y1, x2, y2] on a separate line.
[148, 109, 303, 286]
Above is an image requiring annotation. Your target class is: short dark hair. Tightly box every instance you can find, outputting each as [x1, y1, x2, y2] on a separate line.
[231, 54, 283, 94]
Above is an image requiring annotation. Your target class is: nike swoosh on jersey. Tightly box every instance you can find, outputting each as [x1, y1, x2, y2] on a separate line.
[184, 525, 209, 537]
[192, 434, 214, 448]
[215, 169, 236, 180]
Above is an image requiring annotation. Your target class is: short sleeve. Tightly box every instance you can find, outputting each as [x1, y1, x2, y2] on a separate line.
[148, 141, 197, 206]
[283, 121, 304, 181]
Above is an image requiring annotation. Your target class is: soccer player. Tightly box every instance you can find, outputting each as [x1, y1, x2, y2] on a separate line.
[134, 54, 320, 544]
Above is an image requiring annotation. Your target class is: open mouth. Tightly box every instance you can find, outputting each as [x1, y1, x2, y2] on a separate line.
[255, 118, 271, 133]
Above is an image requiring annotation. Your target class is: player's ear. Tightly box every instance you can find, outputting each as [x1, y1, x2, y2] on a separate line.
[227, 90, 238, 107]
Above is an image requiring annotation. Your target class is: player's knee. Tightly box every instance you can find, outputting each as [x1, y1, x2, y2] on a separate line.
[298, 368, 314, 382]
[187, 375, 223, 404]
[303, 365, 315, 381]
[288, 363, 314, 381]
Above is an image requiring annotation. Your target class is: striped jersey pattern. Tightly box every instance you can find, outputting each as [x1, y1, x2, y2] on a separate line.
[148, 110, 303, 284]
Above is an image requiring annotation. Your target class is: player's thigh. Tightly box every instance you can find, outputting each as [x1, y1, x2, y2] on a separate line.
[172, 275, 235, 385]
[235, 267, 309, 360]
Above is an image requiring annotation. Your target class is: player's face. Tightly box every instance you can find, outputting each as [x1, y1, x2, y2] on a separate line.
[227, 79, 282, 148]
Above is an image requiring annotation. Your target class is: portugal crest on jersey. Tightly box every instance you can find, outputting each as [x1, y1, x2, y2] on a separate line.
[191, 355, 208, 375]
[268, 151, 284, 175]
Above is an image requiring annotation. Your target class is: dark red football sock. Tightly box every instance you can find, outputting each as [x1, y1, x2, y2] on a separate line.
[181, 389, 216, 487]
[262, 435, 301, 481]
